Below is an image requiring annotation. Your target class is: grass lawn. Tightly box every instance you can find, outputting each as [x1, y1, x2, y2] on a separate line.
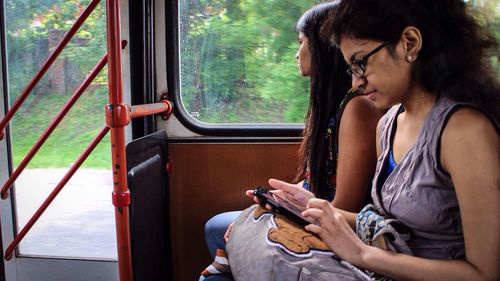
[10, 87, 111, 169]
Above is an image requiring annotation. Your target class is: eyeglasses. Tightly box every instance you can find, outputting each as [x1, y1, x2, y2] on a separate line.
[347, 43, 386, 78]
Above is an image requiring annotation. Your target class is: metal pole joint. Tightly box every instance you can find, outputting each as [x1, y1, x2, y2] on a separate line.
[105, 103, 130, 127]
[112, 190, 131, 207]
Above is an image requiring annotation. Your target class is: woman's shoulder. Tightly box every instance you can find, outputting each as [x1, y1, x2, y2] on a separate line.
[343, 95, 384, 119]
[440, 106, 499, 170]
[338, 95, 384, 138]
[443, 107, 498, 139]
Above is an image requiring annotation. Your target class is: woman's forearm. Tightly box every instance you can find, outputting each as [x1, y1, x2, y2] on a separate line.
[336, 208, 358, 229]
[358, 245, 494, 281]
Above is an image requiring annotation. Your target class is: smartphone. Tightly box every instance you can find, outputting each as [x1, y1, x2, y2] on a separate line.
[253, 186, 314, 227]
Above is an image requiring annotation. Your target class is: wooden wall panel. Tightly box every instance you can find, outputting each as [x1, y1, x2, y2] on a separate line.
[168, 142, 300, 281]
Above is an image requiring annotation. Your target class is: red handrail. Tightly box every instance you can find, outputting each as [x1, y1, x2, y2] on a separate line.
[0, 0, 101, 140]
[0, 1, 174, 279]
[3, 126, 110, 260]
[130, 101, 173, 119]
[0, 41, 127, 199]
[105, 0, 133, 280]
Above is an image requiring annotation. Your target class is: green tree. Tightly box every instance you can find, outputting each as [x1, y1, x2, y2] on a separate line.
[467, 0, 500, 73]
[6, 0, 109, 168]
[180, 0, 320, 123]
[6, 0, 106, 100]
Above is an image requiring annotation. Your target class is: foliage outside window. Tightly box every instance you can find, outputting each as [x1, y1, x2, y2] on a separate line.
[5, 0, 116, 260]
[6, 0, 109, 168]
[179, 0, 500, 124]
[179, 0, 323, 124]
[466, 0, 500, 73]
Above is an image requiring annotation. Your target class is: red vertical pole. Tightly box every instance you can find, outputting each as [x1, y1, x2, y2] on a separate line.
[105, 0, 133, 280]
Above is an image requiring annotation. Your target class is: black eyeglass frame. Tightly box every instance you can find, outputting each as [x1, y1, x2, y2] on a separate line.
[346, 42, 386, 78]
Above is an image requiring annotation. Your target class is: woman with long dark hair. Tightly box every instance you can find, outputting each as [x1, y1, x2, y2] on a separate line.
[287, 1, 381, 210]
[202, 2, 382, 280]
[301, 0, 499, 280]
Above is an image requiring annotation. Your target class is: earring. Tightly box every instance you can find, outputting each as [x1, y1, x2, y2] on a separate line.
[406, 56, 413, 63]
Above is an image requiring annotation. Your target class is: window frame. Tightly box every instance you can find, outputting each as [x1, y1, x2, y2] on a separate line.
[164, 0, 304, 138]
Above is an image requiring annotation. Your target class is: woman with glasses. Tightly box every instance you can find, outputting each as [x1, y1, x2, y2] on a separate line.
[201, 2, 382, 280]
[299, 0, 499, 280]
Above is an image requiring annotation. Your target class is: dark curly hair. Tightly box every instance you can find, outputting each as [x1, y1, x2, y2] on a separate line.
[322, 0, 499, 123]
[295, 1, 352, 199]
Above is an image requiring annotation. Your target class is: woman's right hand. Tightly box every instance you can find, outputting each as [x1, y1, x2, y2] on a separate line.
[268, 178, 315, 210]
[246, 178, 315, 210]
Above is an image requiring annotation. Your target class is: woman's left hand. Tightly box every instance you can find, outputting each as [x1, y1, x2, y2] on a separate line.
[303, 198, 366, 264]
[224, 222, 234, 243]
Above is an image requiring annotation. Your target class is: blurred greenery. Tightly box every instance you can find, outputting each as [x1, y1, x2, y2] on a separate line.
[10, 87, 111, 168]
[6, 0, 109, 168]
[179, 0, 320, 123]
[467, 0, 500, 73]
[179, 0, 500, 123]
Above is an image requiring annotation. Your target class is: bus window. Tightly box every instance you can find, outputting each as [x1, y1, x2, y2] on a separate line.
[178, 0, 323, 124]
[5, 0, 116, 260]
[176, 0, 500, 127]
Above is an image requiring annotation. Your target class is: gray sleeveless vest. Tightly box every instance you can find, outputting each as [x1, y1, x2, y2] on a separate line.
[372, 97, 467, 259]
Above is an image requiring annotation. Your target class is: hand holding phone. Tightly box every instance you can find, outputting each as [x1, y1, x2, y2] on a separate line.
[253, 186, 314, 227]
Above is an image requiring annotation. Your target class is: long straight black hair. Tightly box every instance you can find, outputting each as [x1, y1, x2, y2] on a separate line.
[295, 1, 352, 199]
